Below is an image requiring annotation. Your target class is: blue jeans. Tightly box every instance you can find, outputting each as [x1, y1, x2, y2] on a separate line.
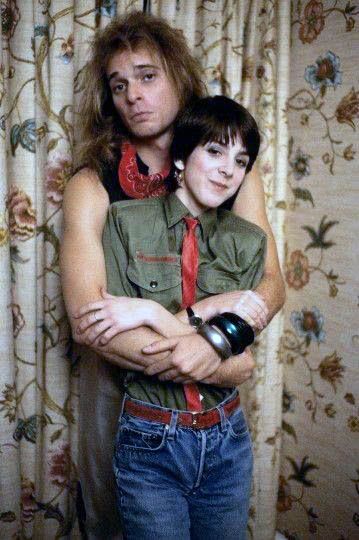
[113, 392, 253, 540]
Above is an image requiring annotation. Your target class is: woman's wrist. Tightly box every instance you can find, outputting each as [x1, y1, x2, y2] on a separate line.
[143, 300, 164, 327]
[144, 302, 194, 337]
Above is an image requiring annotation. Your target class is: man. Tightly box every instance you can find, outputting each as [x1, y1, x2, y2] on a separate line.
[60, 11, 285, 539]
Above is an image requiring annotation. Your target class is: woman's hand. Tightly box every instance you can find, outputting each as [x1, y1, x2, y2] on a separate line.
[73, 290, 159, 346]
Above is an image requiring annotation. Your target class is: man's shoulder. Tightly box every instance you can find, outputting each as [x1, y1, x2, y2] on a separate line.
[218, 209, 267, 240]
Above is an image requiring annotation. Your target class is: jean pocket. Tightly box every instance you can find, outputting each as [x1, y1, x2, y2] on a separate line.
[116, 415, 168, 452]
[226, 407, 250, 440]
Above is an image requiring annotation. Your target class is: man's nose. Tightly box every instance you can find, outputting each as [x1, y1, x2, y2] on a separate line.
[126, 81, 142, 103]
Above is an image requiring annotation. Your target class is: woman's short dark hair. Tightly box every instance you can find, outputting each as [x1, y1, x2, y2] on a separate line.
[171, 96, 260, 173]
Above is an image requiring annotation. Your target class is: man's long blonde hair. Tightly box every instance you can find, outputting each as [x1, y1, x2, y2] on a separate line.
[76, 11, 206, 176]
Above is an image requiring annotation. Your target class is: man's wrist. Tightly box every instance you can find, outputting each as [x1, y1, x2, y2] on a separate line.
[186, 307, 232, 360]
[193, 296, 221, 320]
[186, 307, 255, 359]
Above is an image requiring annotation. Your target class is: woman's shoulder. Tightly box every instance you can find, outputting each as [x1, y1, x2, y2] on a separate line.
[218, 208, 267, 240]
[109, 195, 165, 216]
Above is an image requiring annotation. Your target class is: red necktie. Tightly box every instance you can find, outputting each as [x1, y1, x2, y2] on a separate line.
[181, 217, 202, 411]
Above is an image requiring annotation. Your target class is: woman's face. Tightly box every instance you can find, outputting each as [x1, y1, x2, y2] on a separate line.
[175, 137, 249, 216]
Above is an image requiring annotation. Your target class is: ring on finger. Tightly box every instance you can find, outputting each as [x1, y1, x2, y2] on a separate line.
[93, 311, 99, 323]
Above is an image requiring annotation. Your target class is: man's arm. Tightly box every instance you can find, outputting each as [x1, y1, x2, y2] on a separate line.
[232, 164, 285, 321]
[142, 334, 255, 387]
[201, 349, 255, 387]
[60, 169, 109, 322]
[60, 169, 177, 368]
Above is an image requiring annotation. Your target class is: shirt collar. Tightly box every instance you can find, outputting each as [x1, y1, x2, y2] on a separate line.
[164, 192, 218, 238]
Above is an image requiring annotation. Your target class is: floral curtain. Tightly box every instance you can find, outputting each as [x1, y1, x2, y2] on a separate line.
[0, 1, 142, 538]
[0, 1, 289, 538]
[277, 1, 359, 539]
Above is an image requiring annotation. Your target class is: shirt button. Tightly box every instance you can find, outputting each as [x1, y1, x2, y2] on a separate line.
[150, 280, 158, 289]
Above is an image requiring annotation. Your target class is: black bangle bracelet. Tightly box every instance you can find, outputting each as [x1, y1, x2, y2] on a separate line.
[208, 312, 254, 354]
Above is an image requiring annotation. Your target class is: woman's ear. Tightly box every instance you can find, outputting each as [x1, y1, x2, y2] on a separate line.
[174, 159, 185, 171]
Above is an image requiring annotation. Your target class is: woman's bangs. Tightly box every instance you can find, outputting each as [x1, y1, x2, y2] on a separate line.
[201, 122, 242, 147]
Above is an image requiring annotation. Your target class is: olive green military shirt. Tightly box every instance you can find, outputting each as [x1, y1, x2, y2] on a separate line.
[103, 191, 267, 410]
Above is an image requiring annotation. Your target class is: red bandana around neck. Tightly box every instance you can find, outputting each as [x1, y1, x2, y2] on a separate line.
[118, 142, 170, 199]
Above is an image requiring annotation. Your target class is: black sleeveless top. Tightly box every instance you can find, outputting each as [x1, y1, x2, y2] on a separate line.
[101, 153, 177, 204]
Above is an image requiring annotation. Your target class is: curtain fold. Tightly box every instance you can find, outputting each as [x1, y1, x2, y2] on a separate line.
[0, 1, 140, 537]
[0, 1, 288, 538]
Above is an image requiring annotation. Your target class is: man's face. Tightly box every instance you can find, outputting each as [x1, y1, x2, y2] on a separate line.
[106, 47, 181, 142]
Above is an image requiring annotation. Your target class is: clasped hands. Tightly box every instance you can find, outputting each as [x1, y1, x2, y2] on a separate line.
[73, 288, 267, 383]
[73, 291, 220, 382]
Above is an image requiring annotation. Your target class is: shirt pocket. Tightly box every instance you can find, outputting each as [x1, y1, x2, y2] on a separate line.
[127, 249, 182, 310]
[197, 266, 245, 296]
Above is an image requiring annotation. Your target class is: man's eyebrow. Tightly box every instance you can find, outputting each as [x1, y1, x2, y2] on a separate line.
[134, 63, 160, 70]
[108, 64, 160, 82]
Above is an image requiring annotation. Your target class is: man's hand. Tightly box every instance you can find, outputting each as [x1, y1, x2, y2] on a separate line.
[142, 334, 221, 383]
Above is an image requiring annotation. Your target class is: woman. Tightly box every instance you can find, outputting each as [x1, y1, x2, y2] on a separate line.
[105, 95, 265, 539]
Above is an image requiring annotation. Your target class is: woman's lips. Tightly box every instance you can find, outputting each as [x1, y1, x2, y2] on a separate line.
[209, 179, 228, 191]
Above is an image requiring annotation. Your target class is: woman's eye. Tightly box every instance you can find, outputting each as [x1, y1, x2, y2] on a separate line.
[207, 146, 221, 155]
[236, 159, 248, 168]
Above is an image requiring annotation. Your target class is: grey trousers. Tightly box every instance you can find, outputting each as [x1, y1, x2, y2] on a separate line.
[78, 350, 124, 539]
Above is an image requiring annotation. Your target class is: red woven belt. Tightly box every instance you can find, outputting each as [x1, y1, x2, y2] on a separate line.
[124, 395, 241, 429]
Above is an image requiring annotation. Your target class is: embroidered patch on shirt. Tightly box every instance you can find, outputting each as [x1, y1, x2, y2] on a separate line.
[136, 251, 178, 264]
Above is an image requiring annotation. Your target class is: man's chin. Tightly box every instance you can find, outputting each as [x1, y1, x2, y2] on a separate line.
[127, 124, 159, 139]
[126, 122, 172, 142]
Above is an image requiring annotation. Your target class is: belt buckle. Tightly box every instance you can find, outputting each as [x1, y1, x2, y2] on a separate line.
[191, 412, 200, 427]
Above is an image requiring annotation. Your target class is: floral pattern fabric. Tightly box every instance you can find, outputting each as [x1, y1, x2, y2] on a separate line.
[0, 1, 142, 538]
[277, 1, 359, 539]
